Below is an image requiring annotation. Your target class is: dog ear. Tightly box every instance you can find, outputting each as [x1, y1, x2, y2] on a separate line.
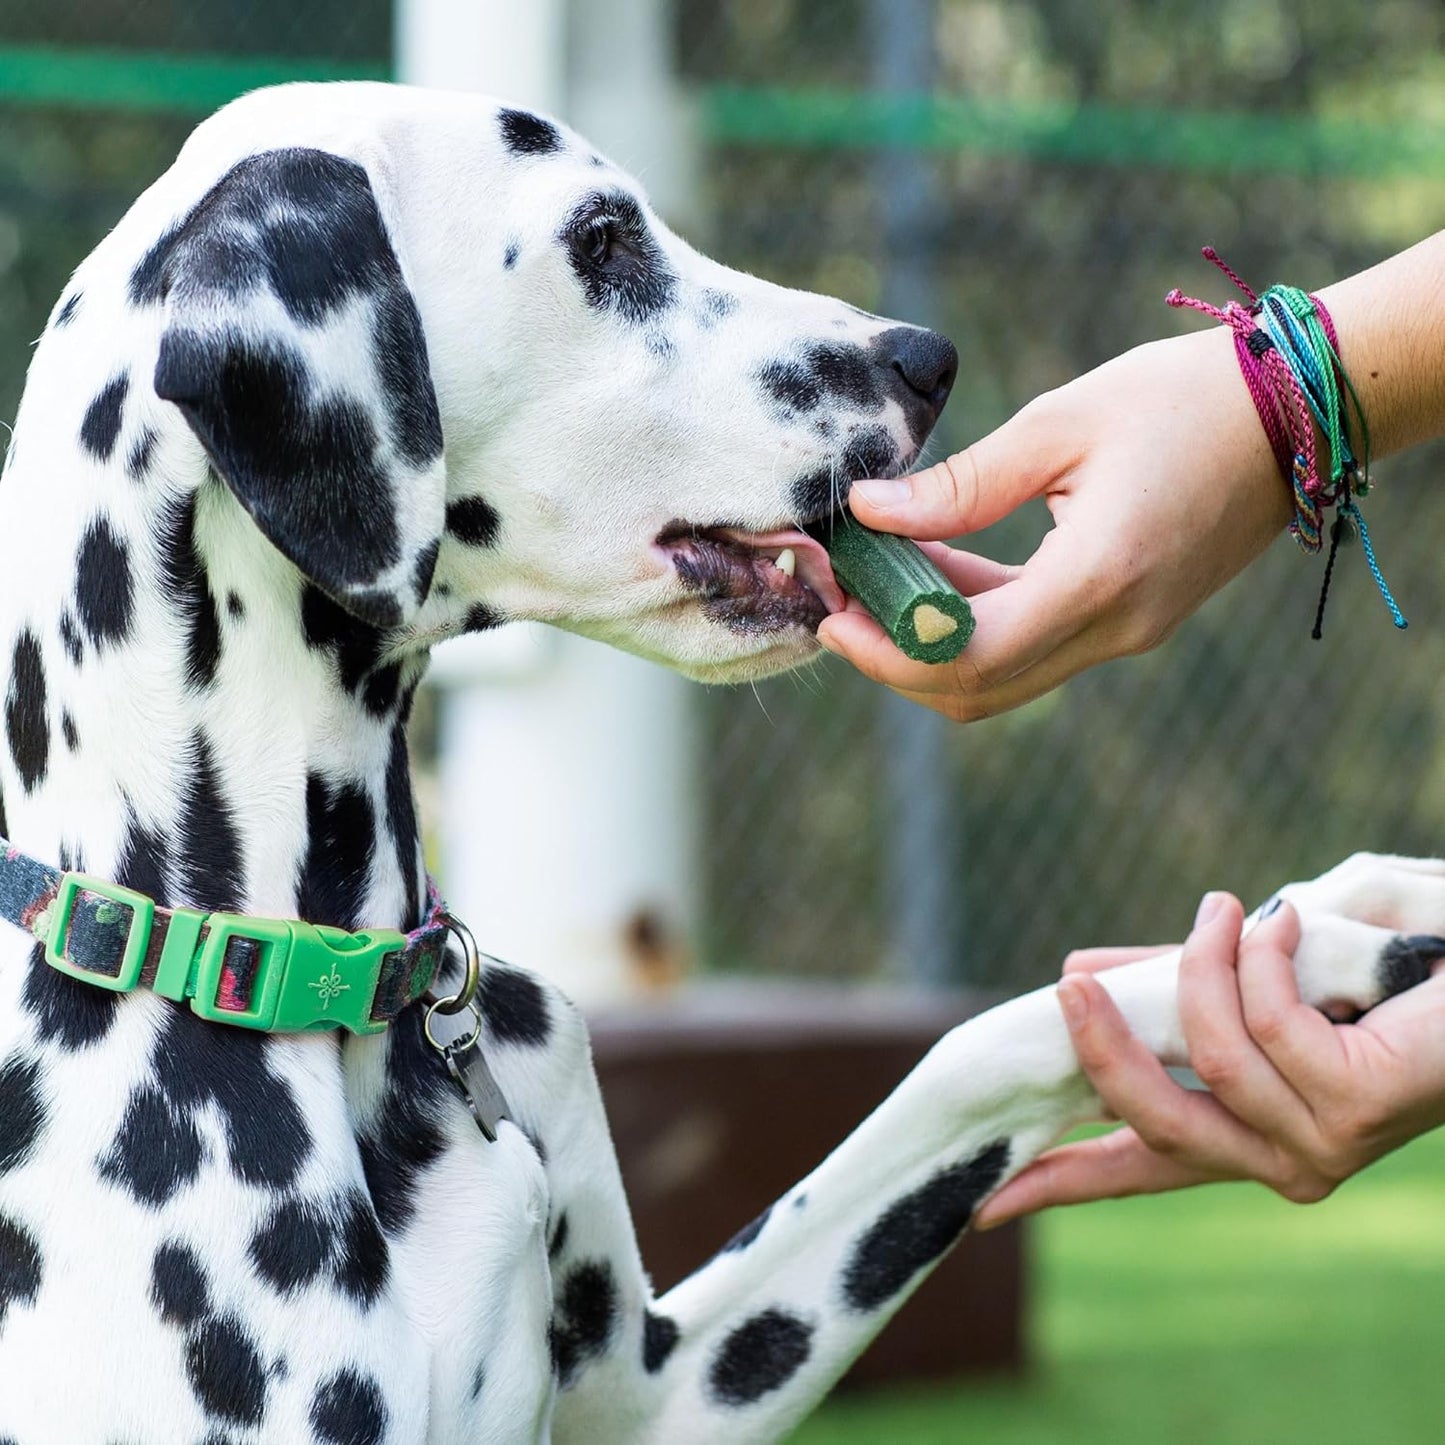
[150, 147, 445, 629]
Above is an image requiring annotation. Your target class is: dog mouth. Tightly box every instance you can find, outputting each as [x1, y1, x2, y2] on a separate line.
[655, 521, 847, 635]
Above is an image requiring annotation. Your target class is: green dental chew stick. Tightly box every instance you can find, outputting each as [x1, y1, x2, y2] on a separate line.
[813, 515, 974, 664]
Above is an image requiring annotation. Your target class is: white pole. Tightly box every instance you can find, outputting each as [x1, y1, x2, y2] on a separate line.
[395, 0, 565, 109]
[397, 0, 701, 1007]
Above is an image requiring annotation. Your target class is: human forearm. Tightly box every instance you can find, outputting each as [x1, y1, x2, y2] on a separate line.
[1318, 229, 1445, 460]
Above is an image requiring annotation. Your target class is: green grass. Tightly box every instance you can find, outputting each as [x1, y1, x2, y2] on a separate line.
[795, 1127, 1445, 1443]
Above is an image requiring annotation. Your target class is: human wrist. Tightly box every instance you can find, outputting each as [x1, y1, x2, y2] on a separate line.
[1314, 231, 1445, 461]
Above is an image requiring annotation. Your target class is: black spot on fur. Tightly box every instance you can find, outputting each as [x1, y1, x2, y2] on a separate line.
[248, 1198, 331, 1294]
[410, 539, 439, 608]
[185, 1314, 268, 1425]
[480, 965, 552, 1047]
[843, 424, 899, 482]
[58, 611, 82, 667]
[0, 1056, 45, 1174]
[470, 1359, 486, 1400]
[445, 496, 501, 548]
[116, 808, 170, 902]
[358, 1009, 450, 1234]
[760, 342, 883, 419]
[499, 108, 564, 156]
[177, 732, 244, 911]
[385, 724, 420, 929]
[708, 1308, 813, 1406]
[548, 1210, 569, 1260]
[74, 516, 135, 650]
[551, 1259, 619, 1387]
[302, 585, 386, 696]
[61, 709, 78, 752]
[79, 371, 128, 461]
[310, 1368, 387, 1445]
[462, 603, 503, 635]
[503, 241, 520, 270]
[841, 1140, 1011, 1313]
[362, 662, 401, 719]
[790, 467, 843, 525]
[6, 630, 48, 794]
[296, 773, 374, 931]
[22, 940, 119, 1049]
[758, 360, 821, 412]
[702, 288, 738, 322]
[54, 291, 81, 326]
[226, 591, 244, 619]
[561, 191, 676, 324]
[720, 1202, 772, 1255]
[151, 1241, 212, 1328]
[151, 1009, 313, 1192]
[98, 1085, 205, 1207]
[130, 219, 185, 304]
[0, 1213, 43, 1325]
[1378, 934, 1445, 1000]
[371, 286, 444, 469]
[157, 493, 222, 690]
[334, 1188, 390, 1306]
[642, 1311, 680, 1374]
[127, 427, 158, 481]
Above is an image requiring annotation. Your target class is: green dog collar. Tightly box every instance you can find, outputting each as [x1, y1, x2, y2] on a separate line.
[2, 841, 448, 1035]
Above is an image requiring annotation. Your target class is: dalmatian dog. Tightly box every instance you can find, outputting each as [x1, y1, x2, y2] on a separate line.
[0, 81, 1442, 1445]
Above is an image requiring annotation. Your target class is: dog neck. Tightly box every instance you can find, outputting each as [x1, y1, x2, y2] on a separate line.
[0, 459, 433, 937]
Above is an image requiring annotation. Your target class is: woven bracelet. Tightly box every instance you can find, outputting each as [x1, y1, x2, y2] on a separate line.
[1167, 247, 1406, 639]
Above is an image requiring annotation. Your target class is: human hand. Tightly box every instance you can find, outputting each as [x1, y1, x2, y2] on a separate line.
[816, 326, 1291, 720]
[974, 892, 1445, 1227]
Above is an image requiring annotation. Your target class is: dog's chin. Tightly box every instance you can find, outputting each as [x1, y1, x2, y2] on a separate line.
[565, 610, 823, 684]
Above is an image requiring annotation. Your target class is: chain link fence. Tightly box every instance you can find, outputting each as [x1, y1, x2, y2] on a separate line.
[2, 2, 1444, 993]
[679, 0, 1445, 988]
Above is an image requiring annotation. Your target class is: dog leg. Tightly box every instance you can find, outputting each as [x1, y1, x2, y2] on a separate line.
[545, 854, 1445, 1443]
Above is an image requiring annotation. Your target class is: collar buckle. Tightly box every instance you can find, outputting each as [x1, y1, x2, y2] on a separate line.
[189, 914, 407, 1035]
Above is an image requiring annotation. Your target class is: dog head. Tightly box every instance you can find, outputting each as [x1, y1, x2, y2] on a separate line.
[145, 84, 956, 682]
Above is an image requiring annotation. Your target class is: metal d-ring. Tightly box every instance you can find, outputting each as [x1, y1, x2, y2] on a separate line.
[430, 912, 482, 1016]
[424, 995, 482, 1053]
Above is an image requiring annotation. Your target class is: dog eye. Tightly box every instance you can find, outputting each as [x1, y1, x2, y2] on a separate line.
[581, 217, 615, 265]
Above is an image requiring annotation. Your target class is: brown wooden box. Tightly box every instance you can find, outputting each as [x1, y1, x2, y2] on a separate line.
[589, 985, 1027, 1387]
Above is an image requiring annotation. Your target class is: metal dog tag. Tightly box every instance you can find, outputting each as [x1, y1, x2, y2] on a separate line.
[441, 1035, 511, 1142]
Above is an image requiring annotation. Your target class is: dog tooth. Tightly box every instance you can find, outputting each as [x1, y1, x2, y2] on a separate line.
[775, 548, 796, 578]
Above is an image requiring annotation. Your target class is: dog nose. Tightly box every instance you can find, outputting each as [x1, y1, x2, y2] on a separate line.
[876, 326, 958, 416]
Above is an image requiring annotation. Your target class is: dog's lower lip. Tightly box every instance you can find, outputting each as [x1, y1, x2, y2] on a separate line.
[655, 524, 844, 632]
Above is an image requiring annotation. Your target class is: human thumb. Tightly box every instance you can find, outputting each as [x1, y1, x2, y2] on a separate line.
[848, 416, 1048, 540]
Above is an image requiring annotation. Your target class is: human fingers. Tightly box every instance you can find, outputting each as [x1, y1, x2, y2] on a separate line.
[1062, 944, 1177, 976]
[974, 1127, 1218, 1228]
[912, 541, 1020, 596]
[1060, 973, 1283, 1181]
[1177, 896, 1317, 1138]
[815, 540, 1107, 717]
[848, 397, 1073, 540]
[1232, 902, 1352, 1104]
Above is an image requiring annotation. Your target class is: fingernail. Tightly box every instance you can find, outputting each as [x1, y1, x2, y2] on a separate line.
[1259, 894, 1283, 919]
[851, 478, 913, 509]
[1194, 891, 1226, 929]
[816, 629, 841, 656]
[1058, 979, 1088, 1030]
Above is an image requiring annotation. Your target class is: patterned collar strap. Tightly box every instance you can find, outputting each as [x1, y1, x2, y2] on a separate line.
[0, 838, 447, 1035]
